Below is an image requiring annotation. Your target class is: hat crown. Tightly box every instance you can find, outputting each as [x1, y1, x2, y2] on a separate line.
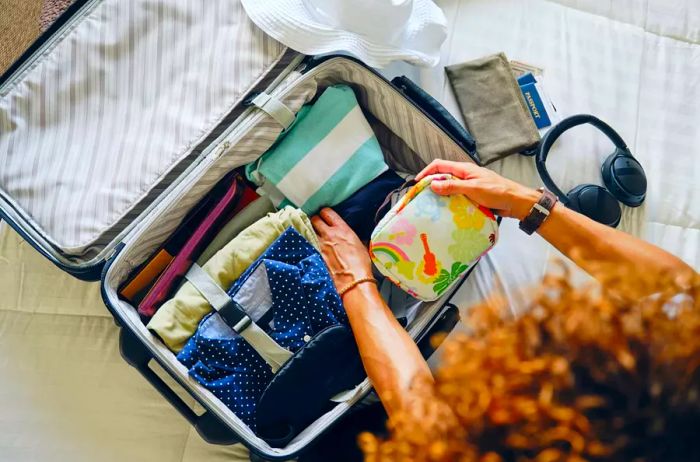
[302, 0, 413, 44]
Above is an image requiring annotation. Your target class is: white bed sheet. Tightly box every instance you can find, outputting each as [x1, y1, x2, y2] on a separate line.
[1, 1, 699, 461]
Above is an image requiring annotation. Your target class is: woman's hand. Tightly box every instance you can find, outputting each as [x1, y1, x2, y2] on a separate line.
[416, 159, 539, 220]
[311, 208, 374, 291]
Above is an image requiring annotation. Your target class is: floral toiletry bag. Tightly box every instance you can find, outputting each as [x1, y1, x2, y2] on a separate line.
[370, 173, 498, 301]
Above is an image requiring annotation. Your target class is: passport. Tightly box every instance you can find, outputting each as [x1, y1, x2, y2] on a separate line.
[519, 82, 552, 129]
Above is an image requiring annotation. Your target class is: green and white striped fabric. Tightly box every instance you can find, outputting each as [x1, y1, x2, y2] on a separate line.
[246, 85, 387, 215]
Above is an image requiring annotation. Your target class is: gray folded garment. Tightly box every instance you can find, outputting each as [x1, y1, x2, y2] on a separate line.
[446, 53, 540, 164]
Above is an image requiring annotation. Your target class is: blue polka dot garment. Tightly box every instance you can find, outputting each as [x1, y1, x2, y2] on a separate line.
[177, 227, 347, 430]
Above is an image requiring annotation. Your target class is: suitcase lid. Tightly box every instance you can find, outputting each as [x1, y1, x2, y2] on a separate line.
[0, 0, 300, 279]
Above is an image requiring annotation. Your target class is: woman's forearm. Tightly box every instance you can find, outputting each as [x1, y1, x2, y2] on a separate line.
[512, 189, 695, 287]
[311, 208, 435, 418]
[343, 282, 433, 417]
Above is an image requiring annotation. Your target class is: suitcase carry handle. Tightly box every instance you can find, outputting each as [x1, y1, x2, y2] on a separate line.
[391, 75, 480, 164]
[119, 328, 240, 446]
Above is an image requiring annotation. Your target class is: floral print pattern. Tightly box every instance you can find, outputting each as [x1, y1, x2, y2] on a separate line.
[371, 174, 498, 301]
[449, 229, 490, 263]
[450, 194, 485, 230]
[433, 262, 469, 296]
[388, 217, 417, 245]
[412, 191, 446, 222]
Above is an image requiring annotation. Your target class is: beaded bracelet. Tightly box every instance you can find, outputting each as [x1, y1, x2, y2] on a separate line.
[338, 277, 377, 297]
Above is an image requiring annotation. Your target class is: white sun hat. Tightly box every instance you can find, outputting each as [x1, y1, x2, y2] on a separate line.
[240, 0, 448, 68]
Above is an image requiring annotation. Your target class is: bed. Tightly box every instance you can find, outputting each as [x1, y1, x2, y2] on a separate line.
[0, 1, 698, 461]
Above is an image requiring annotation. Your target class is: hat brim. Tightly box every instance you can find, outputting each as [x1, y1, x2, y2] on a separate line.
[241, 0, 446, 68]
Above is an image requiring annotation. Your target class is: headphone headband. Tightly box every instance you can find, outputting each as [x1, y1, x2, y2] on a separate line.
[536, 114, 629, 203]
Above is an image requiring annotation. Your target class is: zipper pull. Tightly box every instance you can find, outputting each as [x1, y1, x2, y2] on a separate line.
[214, 141, 231, 160]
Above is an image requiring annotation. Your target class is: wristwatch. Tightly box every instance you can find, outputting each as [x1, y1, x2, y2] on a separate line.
[519, 188, 558, 235]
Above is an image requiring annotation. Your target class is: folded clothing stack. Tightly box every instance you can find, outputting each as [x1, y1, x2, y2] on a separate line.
[177, 227, 348, 430]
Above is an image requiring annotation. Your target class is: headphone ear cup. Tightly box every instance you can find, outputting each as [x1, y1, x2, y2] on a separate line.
[601, 150, 647, 207]
[565, 185, 585, 213]
[566, 184, 622, 227]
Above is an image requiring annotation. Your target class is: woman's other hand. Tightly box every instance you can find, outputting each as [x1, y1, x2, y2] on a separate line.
[416, 159, 539, 220]
[311, 208, 373, 290]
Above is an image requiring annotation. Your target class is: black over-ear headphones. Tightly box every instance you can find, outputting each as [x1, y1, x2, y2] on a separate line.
[536, 114, 647, 228]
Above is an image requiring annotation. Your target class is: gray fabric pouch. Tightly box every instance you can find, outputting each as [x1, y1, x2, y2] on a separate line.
[446, 53, 540, 164]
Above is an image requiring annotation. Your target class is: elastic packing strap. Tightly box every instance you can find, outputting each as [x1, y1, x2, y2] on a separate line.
[247, 92, 295, 206]
[248, 158, 287, 208]
[256, 180, 287, 209]
[251, 92, 295, 130]
[184, 264, 292, 373]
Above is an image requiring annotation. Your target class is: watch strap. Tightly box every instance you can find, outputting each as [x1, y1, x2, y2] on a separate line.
[519, 188, 558, 235]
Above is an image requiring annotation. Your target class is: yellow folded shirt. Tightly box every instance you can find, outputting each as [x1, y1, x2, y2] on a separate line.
[147, 206, 319, 352]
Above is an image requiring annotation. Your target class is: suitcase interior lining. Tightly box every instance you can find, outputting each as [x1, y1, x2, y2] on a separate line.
[103, 57, 474, 456]
[0, 0, 290, 262]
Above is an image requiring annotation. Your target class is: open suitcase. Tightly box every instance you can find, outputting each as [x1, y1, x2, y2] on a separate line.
[0, 0, 482, 459]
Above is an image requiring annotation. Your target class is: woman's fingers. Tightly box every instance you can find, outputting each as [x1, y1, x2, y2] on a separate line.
[314, 208, 354, 237]
[319, 207, 346, 227]
[430, 178, 477, 196]
[311, 215, 329, 237]
[415, 159, 450, 181]
[415, 159, 480, 181]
